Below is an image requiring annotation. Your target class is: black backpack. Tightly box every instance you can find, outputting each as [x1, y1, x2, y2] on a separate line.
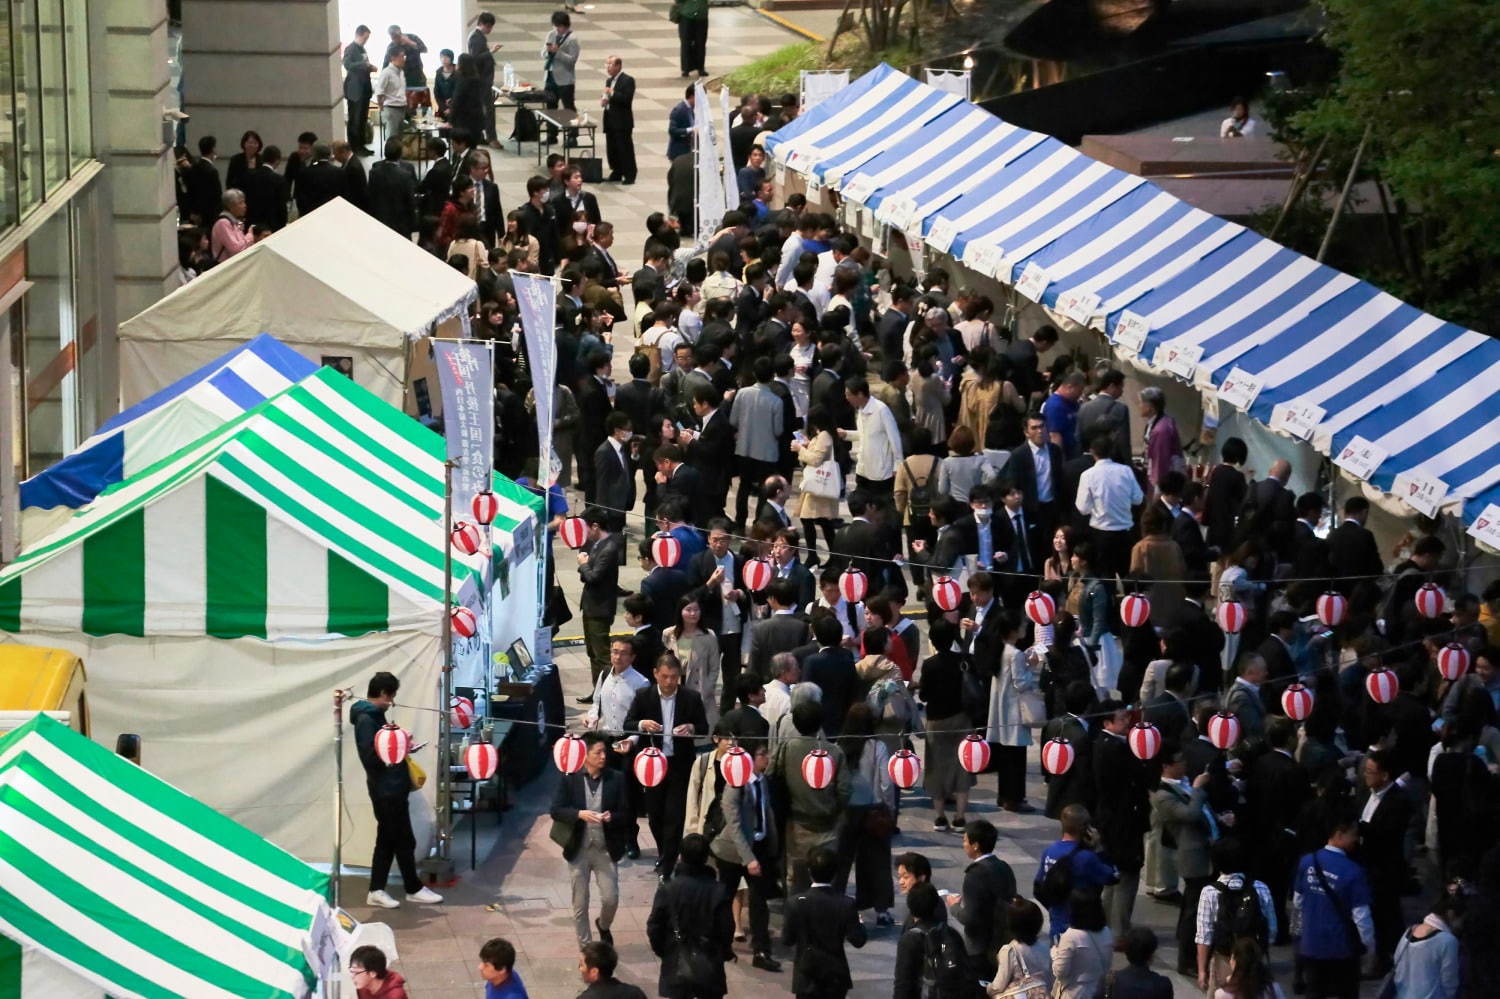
[922, 922, 972, 998]
[1033, 843, 1082, 908]
[903, 458, 935, 522]
[1209, 880, 1270, 954]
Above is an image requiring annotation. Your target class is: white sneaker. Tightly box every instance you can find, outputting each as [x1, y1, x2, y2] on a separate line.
[409, 887, 444, 904]
[366, 890, 400, 909]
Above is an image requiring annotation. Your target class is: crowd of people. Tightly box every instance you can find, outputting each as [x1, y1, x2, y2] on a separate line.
[243, 10, 1500, 999]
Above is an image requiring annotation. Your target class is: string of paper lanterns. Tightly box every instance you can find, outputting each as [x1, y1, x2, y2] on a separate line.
[958, 734, 991, 773]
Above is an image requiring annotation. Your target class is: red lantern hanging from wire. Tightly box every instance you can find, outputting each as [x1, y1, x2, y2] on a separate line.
[931, 576, 962, 612]
[553, 734, 587, 774]
[1120, 593, 1152, 629]
[801, 748, 836, 789]
[450, 695, 475, 729]
[887, 748, 922, 789]
[1128, 723, 1162, 761]
[451, 521, 483, 556]
[1315, 592, 1348, 628]
[1042, 738, 1075, 775]
[1281, 683, 1314, 721]
[719, 746, 754, 787]
[1206, 711, 1241, 750]
[374, 724, 410, 766]
[633, 747, 668, 787]
[1414, 583, 1445, 620]
[1024, 591, 1057, 627]
[465, 742, 499, 781]
[1216, 600, 1247, 635]
[742, 557, 773, 593]
[471, 491, 500, 526]
[839, 568, 869, 603]
[958, 734, 991, 774]
[1437, 643, 1471, 681]
[1365, 667, 1399, 704]
[449, 605, 478, 639]
[651, 532, 682, 568]
[559, 516, 589, 549]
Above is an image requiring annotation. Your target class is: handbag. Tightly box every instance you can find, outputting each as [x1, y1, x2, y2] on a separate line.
[861, 802, 895, 839]
[407, 757, 427, 791]
[668, 902, 718, 987]
[1018, 689, 1048, 728]
[992, 944, 1049, 999]
[803, 455, 843, 499]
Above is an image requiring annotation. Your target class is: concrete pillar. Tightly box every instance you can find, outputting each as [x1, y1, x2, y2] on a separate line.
[180, 0, 342, 150]
[97, 0, 179, 326]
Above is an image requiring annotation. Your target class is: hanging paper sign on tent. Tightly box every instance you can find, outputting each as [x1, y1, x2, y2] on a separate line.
[1112, 311, 1150, 356]
[1393, 468, 1449, 518]
[1332, 436, 1388, 482]
[1216, 367, 1265, 412]
[1014, 263, 1051, 303]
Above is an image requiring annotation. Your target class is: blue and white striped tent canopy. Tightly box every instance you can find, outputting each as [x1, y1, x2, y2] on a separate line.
[767, 65, 1500, 527]
[20, 334, 317, 511]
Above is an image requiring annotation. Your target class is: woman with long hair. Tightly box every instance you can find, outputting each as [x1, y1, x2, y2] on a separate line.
[985, 610, 1036, 812]
[787, 319, 816, 419]
[437, 174, 476, 252]
[956, 345, 1003, 446]
[1052, 890, 1113, 999]
[936, 424, 992, 504]
[663, 594, 722, 729]
[1213, 938, 1284, 999]
[1075, 541, 1121, 696]
[909, 344, 951, 445]
[1130, 502, 1187, 629]
[225, 129, 262, 192]
[1391, 881, 1465, 999]
[449, 53, 487, 143]
[793, 405, 842, 564]
[836, 701, 896, 926]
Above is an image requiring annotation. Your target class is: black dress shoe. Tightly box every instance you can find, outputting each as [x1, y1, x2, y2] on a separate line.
[575, 694, 594, 704]
[621, 177, 635, 185]
[595, 918, 614, 945]
[752, 952, 782, 972]
[626, 843, 641, 859]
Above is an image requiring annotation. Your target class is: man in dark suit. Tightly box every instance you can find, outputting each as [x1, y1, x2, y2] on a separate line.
[947, 819, 1017, 981]
[1181, 703, 1222, 781]
[578, 943, 648, 999]
[1202, 437, 1249, 554]
[636, 538, 693, 634]
[467, 13, 500, 144]
[461, 152, 503, 247]
[1247, 718, 1308, 945]
[241, 146, 290, 231]
[1042, 681, 1096, 818]
[332, 140, 367, 209]
[623, 594, 663, 682]
[294, 144, 342, 217]
[592, 414, 636, 532]
[549, 165, 603, 244]
[184, 135, 223, 226]
[1158, 472, 1210, 577]
[577, 354, 616, 502]
[1174, 581, 1226, 694]
[992, 484, 1045, 607]
[615, 354, 666, 516]
[621, 657, 709, 878]
[719, 674, 772, 748]
[1142, 661, 1196, 751]
[1236, 459, 1296, 563]
[827, 489, 894, 582]
[1290, 492, 1331, 585]
[551, 733, 633, 946]
[600, 56, 636, 183]
[343, 25, 376, 153]
[744, 579, 811, 683]
[710, 745, 783, 971]
[682, 383, 734, 521]
[1006, 326, 1057, 402]
[578, 507, 626, 692]
[1093, 700, 1152, 937]
[418, 138, 454, 217]
[802, 615, 856, 737]
[910, 499, 972, 580]
[653, 444, 707, 528]
[1257, 610, 1299, 711]
[633, 247, 670, 307]
[364, 138, 417, 235]
[876, 287, 915, 364]
[1326, 495, 1384, 596]
[781, 847, 867, 998]
[687, 519, 750, 710]
[1007, 414, 1065, 541]
[769, 527, 815, 610]
[1357, 749, 1415, 971]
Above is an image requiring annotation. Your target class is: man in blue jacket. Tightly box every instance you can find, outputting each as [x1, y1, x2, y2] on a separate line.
[1293, 806, 1375, 999]
[667, 86, 695, 160]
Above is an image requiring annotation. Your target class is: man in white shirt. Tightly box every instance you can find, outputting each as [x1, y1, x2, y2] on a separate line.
[619, 657, 707, 878]
[841, 377, 903, 503]
[760, 652, 800, 735]
[374, 48, 407, 146]
[1074, 432, 1143, 576]
[586, 638, 650, 735]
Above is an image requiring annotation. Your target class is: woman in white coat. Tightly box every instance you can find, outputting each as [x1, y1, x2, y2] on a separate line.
[1052, 891, 1113, 999]
[985, 612, 1039, 812]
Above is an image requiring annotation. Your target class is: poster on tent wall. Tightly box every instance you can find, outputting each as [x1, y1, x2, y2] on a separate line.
[513, 272, 558, 485]
[694, 80, 727, 243]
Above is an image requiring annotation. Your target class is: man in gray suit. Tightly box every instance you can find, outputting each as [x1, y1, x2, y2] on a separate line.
[343, 25, 376, 154]
[710, 742, 783, 971]
[729, 356, 785, 531]
[743, 579, 809, 683]
[1151, 749, 1214, 976]
[1224, 653, 1269, 740]
[543, 10, 581, 110]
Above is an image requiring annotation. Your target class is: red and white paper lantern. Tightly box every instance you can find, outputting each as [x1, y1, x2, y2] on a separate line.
[634, 747, 668, 787]
[1281, 683, 1314, 721]
[720, 746, 754, 787]
[1365, 667, 1399, 704]
[1316, 592, 1349, 628]
[1437, 643, 1471, 681]
[451, 521, 483, 556]
[465, 742, 499, 781]
[1216, 599, 1247, 635]
[1128, 723, 1162, 761]
[801, 748, 836, 789]
[559, 516, 589, 549]
[374, 723, 410, 766]
[1206, 711, 1241, 750]
[651, 532, 682, 568]
[1024, 591, 1057, 627]
[1120, 593, 1152, 630]
[1415, 583, 1445, 620]
[450, 695, 476, 729]
[450, 605, 478, 639]
[471, 491, 500, 526]
[553, 734, 588, 774]
[958, 734, 991, 774]
[931, 576, 963, 612]
[1042, 737, 1075, 775]
[887, 748, 922, 789]
[742, 557, 773, 593]
[839, 568, 869, 604]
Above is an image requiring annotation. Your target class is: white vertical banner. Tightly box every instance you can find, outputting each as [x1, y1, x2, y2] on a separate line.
[720, 85, 741, 213]
[694, 80, 727, 243]
[512, 272, 558, 484]
[799, 69, 850, 111]
[432, 339, 494, 516]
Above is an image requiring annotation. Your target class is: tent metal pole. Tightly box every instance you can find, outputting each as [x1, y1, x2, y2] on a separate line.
[332, 689, 345, 910]
[438, 458, 456, 863]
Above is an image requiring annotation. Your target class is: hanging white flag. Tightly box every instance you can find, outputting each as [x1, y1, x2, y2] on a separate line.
[694, 80, 726, 242]
[720, 85, 741, 215]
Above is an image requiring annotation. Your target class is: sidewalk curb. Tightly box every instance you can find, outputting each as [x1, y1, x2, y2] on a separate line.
[750, 6, 826, 42]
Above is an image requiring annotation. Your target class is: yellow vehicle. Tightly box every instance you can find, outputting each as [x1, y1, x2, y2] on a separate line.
[0, 645, 89, 736]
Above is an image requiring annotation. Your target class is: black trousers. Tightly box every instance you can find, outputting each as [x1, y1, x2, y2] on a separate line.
[1177, 875, 1212, 973]
[347, 95, 370, 150]
[735, 457, 777, 529]
[994, 744, 1028, 804]
[678, 17, 708, 74]
[718, 631, 743, 715]
[369, 792, 422, 893]
[482, 81, 498, 143]
[605, 126, 637, 182]
[837, 806, 895, 912]
[718, 843, 778, 952]
[1303, 956, 1360, 999]
[1092, 527, 1135, 579]
[645, 752, 694, 875]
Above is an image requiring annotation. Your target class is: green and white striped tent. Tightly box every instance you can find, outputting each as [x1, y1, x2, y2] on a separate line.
[0, 367, 543, 861]
[0, 712, 333, 998]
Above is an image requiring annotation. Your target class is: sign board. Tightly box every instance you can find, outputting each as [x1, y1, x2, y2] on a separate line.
[925, 217, 959, 254]
[1331, 435, 1388, 482]
[1156, 340, 1204, 381]
[1269, 399, 1326, 442]
[1216, 366, 1264, 411]
[1468, 504, 1500, 552]
[1013, 262, 1051, 302]
[1392, 468, 1449, 518]
[800, 70, 850, 112]
[965, 242, 1004, 279]
[1112, 311, 1149, 356]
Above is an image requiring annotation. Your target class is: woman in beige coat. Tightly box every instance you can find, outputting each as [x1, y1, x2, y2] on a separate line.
[664, 596, 721, 730]
[793, 405, 842, 564]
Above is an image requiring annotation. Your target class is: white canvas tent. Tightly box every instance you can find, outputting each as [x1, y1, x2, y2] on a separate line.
[0, 368, 543, 862]
[118, 198, 476, 406]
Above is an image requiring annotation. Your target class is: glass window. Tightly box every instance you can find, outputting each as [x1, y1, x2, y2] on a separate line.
[38, 0, 67, 190]
[64, 0, 89, 167]
[0, 0, 16, 228]
[12, 0, 45, 214]
[21, 207, 75, 470]
[70, 184, 102, 435]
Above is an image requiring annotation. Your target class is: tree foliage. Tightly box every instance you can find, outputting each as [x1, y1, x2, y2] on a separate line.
[1287, 0, 1500, 332]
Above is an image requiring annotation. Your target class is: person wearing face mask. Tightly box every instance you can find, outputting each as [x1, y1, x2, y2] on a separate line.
[549, 165, 602, 249]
